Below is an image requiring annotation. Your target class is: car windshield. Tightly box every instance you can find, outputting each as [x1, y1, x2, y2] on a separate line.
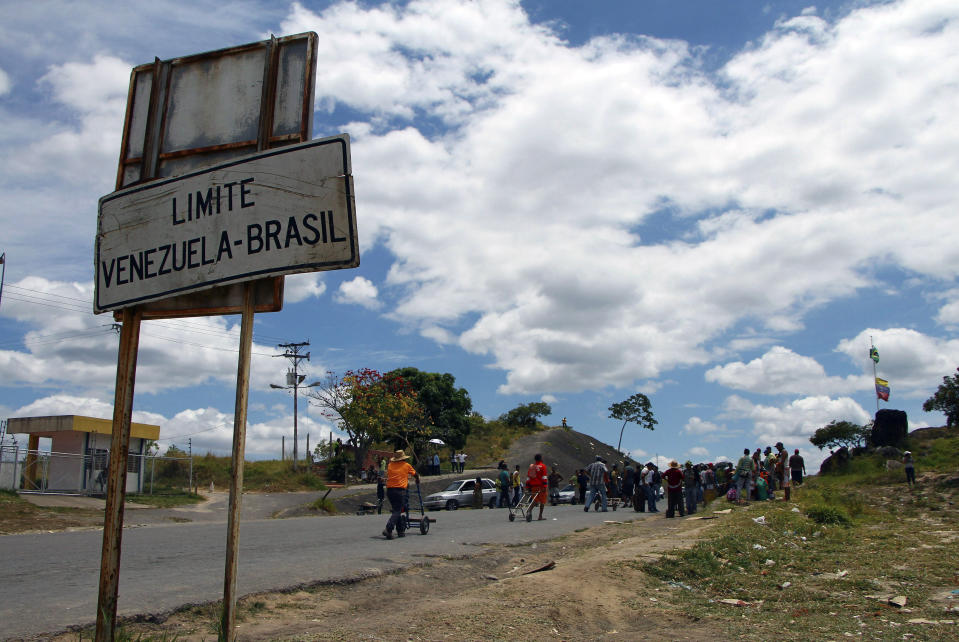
[443, 481, 463, 491]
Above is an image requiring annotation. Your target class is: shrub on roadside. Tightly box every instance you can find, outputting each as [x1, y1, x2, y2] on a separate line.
[805, 504, 851, 526]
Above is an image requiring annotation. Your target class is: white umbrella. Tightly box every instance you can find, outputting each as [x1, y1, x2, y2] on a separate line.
[428, 438, 445, 445]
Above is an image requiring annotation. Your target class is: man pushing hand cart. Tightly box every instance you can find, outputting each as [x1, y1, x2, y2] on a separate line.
[511, 453, 548, 521]
[382, 449, 426, 539]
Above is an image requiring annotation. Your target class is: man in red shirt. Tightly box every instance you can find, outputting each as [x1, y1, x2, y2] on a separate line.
[526, 453, 549, 521]
[662, 460, 686, 518]
[383, 449, 419, 539]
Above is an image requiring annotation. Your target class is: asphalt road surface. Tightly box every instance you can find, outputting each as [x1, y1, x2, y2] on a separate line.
[1, 494, 649, 639]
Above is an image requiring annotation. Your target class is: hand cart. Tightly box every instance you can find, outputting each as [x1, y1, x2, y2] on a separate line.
[508, 484, 538, 522]
[399, 483, 433, 535]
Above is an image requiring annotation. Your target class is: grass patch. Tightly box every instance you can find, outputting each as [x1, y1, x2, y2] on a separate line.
[640, 477, 959, 639]
[310, 496, 336, 513]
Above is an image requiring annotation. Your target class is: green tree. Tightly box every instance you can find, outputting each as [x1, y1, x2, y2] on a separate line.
[307, 368, 429, 477]
[499, 402, 552, 429]
[809, 420, 869, 451]
[387, 367, 473, 450]
[608, 393, 657, 452]
[922, 367, 959, 428]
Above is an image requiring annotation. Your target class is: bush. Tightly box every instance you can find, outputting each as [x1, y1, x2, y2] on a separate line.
[805, 504, 851, 526]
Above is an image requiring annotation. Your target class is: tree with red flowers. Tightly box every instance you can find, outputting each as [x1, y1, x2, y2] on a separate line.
[307, 368, 430, 477]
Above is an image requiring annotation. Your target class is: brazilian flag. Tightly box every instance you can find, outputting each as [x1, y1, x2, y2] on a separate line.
[869, 347, 879, 363]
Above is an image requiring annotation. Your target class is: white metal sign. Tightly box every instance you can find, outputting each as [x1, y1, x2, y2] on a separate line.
[95, 135, 357, 313]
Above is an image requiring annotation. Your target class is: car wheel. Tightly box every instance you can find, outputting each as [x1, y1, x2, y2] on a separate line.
[488, 497, 497, 509]
[445, 499, 458, 511]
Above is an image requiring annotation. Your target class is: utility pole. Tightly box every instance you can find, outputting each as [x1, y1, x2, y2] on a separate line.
[272, 342, 310, 471]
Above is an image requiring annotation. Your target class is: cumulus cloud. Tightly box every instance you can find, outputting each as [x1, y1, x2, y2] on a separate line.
[0, 277, 281, 395]
[721, 393, 871, 450]
[836, 328, 959, 398]
[706, 346, 864, 396]
[279, 0, 959, 397]
[683, 416, 726, 435]
[283, 274, 327, 304]
[335, 277, 381, 309]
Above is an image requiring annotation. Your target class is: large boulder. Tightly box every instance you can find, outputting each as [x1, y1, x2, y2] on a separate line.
[872, 409, 908, 448]
[819, 446, 850, 475]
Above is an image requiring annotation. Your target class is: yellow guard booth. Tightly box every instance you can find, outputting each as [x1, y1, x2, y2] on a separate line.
[7, 415, 160, 493]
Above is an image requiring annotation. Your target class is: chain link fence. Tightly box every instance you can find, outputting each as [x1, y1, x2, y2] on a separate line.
[0, 445, 193, 496]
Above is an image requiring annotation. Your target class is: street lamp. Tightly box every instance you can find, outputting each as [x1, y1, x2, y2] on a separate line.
[270, 376, 321, 471]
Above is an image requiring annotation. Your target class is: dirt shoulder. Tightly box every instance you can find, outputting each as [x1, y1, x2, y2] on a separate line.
[56, 508, 726, 641]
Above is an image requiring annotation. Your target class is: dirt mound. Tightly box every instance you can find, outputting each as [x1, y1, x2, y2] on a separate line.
[496, 427, 641, 480]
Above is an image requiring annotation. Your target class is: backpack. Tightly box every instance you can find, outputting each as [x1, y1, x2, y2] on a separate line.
[652, 470, 661, 485]
[726, 488, 737, 502]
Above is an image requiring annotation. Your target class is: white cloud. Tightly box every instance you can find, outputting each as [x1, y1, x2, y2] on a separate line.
[836, 328, 959, 398]
[283, 0, 959, 397]
[283, 274, 327, 304]
[721, 393, 871, 450]
[335, 277, 381, 309]
[0, 67, 10, 95]
[687, 446, 709, 458]
[0, 277, 281, 395]
[683, 416, 724, 435]
[935, 290, 959, 327]
[706, 346, 864, 396]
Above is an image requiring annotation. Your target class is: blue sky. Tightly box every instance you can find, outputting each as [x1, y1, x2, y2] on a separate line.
[2, 0, 958, 473]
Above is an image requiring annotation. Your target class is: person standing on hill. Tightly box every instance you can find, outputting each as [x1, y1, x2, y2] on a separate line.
[584, 456, 609, 512]
[548, 465, 563, 505]
[498, 464, 511, 508]
[789, 449, 806, 486]
[576, 468, 588, 504]
[903, 451, 916, 486]
[511, 465, 522, 507]
[683, 462, 698, 515]
[527, 453, 549, 520]
[735, 448, 753, 505]
[382, 450, 419, 540]
[645, 463, 660, 513]
[663, 460, 685, 518]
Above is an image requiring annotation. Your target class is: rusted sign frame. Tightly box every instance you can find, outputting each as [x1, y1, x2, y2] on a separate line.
[94, 33, 319, 642]
[111, 32, 318, 320]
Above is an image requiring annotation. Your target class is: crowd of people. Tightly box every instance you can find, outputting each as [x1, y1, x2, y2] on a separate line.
[484, 444, 810, 519]
[379, 445, 815, 538]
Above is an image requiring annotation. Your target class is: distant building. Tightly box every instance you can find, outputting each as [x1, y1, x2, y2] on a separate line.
[4, 415, 160, 494]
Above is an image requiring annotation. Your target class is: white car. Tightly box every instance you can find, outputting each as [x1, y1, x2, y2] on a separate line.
[423, 478, 498, 510]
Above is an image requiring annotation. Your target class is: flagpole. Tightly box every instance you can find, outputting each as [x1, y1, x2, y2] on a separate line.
[0, 252, 6, 313]
[870, 336, 879, 413]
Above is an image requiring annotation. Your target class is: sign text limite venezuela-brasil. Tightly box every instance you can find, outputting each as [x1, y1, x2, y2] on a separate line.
[95, 135, 357, 313]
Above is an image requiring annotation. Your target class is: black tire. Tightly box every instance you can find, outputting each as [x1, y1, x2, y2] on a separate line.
[488, 497, 497, 509]
[612, 504, 618, 511]
[445, 499, 458, 511]
[509, 513, 515, 522]
[420, 518, 429, 535]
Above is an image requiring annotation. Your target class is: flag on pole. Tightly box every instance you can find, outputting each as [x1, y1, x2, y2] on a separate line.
[875, 377, 890, 401]
[869, 346, 879, 363]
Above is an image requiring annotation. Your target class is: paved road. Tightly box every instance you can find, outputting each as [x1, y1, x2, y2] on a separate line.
[1, 496, 646, 639]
